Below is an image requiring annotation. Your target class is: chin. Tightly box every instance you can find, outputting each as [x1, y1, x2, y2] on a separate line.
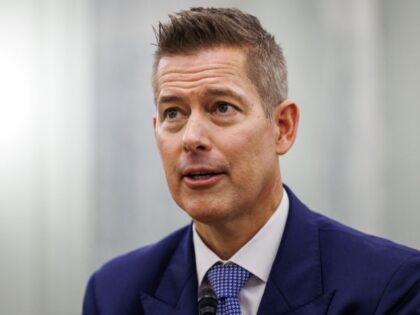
[182, 202, 232, 224]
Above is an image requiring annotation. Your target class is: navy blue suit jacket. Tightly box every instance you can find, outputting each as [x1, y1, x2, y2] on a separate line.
[83, 187, 420, 314]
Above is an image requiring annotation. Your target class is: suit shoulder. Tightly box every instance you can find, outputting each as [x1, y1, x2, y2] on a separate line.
[315, 212, 419, 261]
[94, 225, 191, 291]
[313, 212, 420, 311]
[83, 225, 192, 314]
[314, 211, 420, 289]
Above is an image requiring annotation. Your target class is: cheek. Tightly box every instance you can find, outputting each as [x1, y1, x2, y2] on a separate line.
[236, 124, 274, 155]
[229, 127, 276, 175]
[157, 137, 178, 175]
[157, 140, 181, 198]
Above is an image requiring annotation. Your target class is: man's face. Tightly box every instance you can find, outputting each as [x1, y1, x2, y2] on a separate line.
[153, 47, 281, 225]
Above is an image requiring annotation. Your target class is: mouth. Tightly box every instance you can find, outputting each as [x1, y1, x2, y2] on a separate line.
[184, 171, 222, 180]
[181, 167, 227, 188]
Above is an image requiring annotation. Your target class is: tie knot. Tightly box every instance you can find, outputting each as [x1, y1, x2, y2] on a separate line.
[207, 263, 251, 299]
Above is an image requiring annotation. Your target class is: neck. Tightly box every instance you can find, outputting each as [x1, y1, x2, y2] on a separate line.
[195, 180, 284, 260]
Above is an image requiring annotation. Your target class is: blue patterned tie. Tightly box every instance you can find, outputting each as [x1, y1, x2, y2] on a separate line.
[207, 263, 251, 315]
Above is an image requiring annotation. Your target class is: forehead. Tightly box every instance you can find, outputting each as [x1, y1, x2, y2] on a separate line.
[155, 47, 253, 100]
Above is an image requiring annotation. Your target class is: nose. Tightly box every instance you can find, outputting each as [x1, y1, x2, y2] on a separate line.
[182, 113, 211, 153]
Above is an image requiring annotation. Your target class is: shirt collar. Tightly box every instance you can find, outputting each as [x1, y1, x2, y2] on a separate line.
[193, 188, 289, 286]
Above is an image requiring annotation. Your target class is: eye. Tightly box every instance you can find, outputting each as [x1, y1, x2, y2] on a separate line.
[164, 108, 181, 120]
[214, 102, 235, 115]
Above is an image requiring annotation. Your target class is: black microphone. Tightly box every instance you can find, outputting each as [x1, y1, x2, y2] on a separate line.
[197, 286, 217, 315]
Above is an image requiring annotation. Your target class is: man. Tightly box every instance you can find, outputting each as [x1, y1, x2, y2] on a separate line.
[83, 7, 420, 315]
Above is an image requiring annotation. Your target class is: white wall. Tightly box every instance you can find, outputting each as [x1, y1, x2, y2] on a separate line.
[383, 0, 420, 247]
[0, 0, 93, 314]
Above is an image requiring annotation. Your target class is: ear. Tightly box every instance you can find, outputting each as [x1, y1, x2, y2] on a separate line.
[273, 99, 300, 155]
[153, 114, 157, 136]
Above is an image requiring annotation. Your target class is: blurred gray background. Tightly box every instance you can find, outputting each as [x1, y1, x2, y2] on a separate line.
[1, 0, 419, 314]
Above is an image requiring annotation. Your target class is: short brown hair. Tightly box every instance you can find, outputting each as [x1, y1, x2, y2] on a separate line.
[152, 7, 288, 117]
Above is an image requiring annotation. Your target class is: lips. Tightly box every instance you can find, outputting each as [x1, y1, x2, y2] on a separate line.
[185, 171, 221, 180]
[181, 166, 227, 188]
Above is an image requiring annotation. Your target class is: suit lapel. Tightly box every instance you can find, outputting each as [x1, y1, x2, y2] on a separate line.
[139, 187, 335, 315]
[139, 225, 198, 315]
[257, 186, 334, 314]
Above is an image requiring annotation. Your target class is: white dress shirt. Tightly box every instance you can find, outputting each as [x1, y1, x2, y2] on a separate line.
[193, 188, 289, 315]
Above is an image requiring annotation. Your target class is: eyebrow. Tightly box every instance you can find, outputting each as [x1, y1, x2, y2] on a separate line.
[203, 87, 244, 101]
[158, 94, 185, 105]
[157, 87, 245, 105]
